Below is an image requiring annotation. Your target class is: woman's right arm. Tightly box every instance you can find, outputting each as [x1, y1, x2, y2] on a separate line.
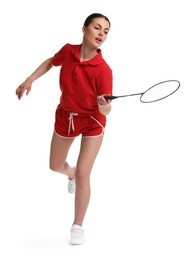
[16, 57, 53, 100]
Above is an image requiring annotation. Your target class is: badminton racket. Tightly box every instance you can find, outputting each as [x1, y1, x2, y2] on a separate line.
[104, 80, 180, 103]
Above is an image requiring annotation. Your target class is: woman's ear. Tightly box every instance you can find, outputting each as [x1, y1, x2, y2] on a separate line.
[82, 26, 86, 34]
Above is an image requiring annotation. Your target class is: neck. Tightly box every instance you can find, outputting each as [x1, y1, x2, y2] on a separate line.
[80, 43, 98, 62]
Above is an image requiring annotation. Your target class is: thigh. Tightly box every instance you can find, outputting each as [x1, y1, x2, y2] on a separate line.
[50, 131, 75, 168]
[76, 136, 104, 176]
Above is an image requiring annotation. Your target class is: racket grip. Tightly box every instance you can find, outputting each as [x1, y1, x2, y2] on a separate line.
[104, 95, 118, 101]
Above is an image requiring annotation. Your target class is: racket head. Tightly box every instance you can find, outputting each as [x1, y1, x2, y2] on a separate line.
[140, 80, 180, 103]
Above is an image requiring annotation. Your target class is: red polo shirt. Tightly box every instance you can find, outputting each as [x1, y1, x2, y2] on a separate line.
[52, 44, 113, 114]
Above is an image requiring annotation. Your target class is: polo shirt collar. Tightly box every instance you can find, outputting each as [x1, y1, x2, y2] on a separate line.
[71, 44, 102, 65]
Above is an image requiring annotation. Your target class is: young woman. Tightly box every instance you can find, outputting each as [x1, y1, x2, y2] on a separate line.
[16, 13, 112, 245]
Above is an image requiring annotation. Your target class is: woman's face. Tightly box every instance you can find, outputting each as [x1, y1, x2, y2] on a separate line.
[82, 18, 110, 49]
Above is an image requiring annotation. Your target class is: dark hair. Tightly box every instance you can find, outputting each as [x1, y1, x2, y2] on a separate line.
[84, 13, 111, 28]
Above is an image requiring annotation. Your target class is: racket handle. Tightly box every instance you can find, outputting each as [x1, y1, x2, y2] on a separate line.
[104, 95, 118, 101]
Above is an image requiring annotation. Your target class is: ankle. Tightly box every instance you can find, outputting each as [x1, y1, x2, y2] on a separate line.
[65, 165, 75, 179]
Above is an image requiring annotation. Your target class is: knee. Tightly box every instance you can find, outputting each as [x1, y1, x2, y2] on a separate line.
[49, 162, 60, 172]
[75, 168, 90, 186]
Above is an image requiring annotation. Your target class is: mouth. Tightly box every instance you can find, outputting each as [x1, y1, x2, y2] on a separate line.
[95, 37, 102, 44]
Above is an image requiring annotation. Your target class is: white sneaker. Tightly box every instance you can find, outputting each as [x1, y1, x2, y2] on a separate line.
[69, 224, 85, 245]
[68, 178, 75, 194]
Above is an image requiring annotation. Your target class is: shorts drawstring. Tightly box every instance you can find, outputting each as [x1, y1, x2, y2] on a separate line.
[68, 112, 78, 135]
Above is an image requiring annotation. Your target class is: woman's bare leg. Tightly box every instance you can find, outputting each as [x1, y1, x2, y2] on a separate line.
[73, 135, 103, 226]
[49, 131, 75, 179]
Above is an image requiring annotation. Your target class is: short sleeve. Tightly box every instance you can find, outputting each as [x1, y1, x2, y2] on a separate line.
[96, 68, 113, 96]
[51, 44, 67, 66]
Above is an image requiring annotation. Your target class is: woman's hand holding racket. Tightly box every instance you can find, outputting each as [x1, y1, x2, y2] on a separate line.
[97, 94, 111, 105]
[97, 94, 112, 115]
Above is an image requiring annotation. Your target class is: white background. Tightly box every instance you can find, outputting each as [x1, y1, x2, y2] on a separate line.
[0, 0, 195, 259]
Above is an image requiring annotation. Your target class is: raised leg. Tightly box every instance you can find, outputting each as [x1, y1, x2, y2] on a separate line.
[49, 131, 75, 179]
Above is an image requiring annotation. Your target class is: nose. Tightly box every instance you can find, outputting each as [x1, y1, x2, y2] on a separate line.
[98, 30, 104, 36]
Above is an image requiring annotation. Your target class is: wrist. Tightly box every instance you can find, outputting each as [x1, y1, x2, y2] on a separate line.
[26, 76, 34, 84]
[98, 103, 111, 115]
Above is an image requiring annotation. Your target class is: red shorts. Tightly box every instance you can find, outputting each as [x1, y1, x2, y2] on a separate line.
[54, 105, 106, 138]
